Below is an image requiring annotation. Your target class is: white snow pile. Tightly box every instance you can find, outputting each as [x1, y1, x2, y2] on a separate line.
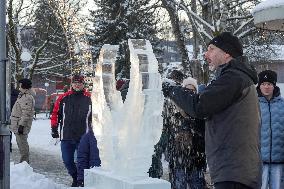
[10, 162, 66, 189]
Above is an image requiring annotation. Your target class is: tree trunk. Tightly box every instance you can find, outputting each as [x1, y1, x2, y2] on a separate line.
[7, 0, 22, 82]
[161, 0, 192, 76]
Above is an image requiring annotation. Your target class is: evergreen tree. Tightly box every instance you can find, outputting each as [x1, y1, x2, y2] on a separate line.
[88, 0, 161, 78]
[32, 0, 70, 77]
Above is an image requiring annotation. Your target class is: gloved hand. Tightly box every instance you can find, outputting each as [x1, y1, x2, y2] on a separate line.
[162, 82, 174, 98]
[18, 125, 24, 135]
[51, 127, 59, 138]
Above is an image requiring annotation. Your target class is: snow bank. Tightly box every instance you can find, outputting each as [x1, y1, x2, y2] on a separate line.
[10, 162, 66, 189]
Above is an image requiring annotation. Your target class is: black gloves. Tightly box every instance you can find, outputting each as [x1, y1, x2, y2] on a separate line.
[18, 126, 24, 135]
[162, 82, 174, 98]
[51, 127, 59, 138]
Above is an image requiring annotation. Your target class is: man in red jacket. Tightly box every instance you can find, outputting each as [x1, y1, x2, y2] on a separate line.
[50, 75, 92, 187]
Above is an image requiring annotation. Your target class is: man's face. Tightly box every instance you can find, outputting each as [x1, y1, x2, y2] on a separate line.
[260, 82, 274, 98]
[71, 82, 84, 91]
[204, 44, 229, 71]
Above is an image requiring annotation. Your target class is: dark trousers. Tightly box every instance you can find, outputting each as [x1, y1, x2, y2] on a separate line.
[61, 140, 80, 179]
[214, 181, 253, 189]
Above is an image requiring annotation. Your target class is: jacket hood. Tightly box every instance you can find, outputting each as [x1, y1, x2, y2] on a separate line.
[221, 56, 258, 85]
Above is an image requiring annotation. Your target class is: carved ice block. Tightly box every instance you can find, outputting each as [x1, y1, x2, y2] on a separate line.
[141, 73, 161, 89]
[103, 49, 118, 59]
[137, 54, 149, 72]
[131, 39, 147, 50]
[85, 168, 171, 189]
[88, 41, 167, 188]
[102, 63, 113, 74]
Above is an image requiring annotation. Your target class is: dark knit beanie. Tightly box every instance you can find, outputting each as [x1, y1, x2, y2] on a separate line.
[19, 78, 32, 89]
[208, 32, 243, 58]
[258, 70, 277, 86]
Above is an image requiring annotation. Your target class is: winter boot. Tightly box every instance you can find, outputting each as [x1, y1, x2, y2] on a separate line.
[77, 180, 84, 187]
[71, 178, 77, 187]
[71, 174, 78, 187]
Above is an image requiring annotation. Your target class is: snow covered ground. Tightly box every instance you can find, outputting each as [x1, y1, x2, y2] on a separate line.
[10, 162, 66, 189]
[10, 113, 69, 189]
[9, 83, 284, 188]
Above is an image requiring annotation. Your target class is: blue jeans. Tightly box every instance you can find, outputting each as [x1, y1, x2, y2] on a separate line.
[174, 168, 205, 189]
[261, 163, 284, 189]
[61, 140, 80, 178]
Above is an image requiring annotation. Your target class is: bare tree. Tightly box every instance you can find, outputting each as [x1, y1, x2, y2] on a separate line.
[159, 0, 277, 83]
[46, 0, 92, 75]
[7, 0, 51, 81]
[160, 0, 193, 76]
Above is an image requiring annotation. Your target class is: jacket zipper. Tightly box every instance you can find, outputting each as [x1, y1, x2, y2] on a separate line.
[268, 100, 272, 187]
[268, 101, 272, 163]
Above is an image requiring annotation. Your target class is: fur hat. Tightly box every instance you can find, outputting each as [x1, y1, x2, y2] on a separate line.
[208, 32, 243, 58]
[182, 77, 198, 93]
[258, 70, 277, 86]
[72, 75, 84, 83]
[18, 78, 32, 89]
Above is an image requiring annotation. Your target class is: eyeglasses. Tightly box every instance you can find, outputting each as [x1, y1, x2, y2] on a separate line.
[260, 83, 274, 87]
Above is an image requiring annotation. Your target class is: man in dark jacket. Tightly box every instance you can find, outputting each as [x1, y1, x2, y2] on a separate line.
[50, 75, 92, 187]
[163, 32, 262, 189]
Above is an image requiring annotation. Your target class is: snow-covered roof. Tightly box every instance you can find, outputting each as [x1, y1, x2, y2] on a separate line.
[252, 0, 284, 31]
[252, 0, 284, 13]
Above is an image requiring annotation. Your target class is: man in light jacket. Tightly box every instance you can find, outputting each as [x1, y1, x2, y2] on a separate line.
[10, 78, 35, 163]
[257, 70, 284, 189]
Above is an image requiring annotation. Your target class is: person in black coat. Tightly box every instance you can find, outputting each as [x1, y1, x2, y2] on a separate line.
[148, 70, 184, 179]
[76, 129, 101, 187]
[169, 77, 206, 189]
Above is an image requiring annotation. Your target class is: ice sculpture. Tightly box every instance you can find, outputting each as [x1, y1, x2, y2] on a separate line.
[86, 40, 170, 189]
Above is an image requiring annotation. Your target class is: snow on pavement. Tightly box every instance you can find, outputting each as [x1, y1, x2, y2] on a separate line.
[11, 114, 69, 189]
